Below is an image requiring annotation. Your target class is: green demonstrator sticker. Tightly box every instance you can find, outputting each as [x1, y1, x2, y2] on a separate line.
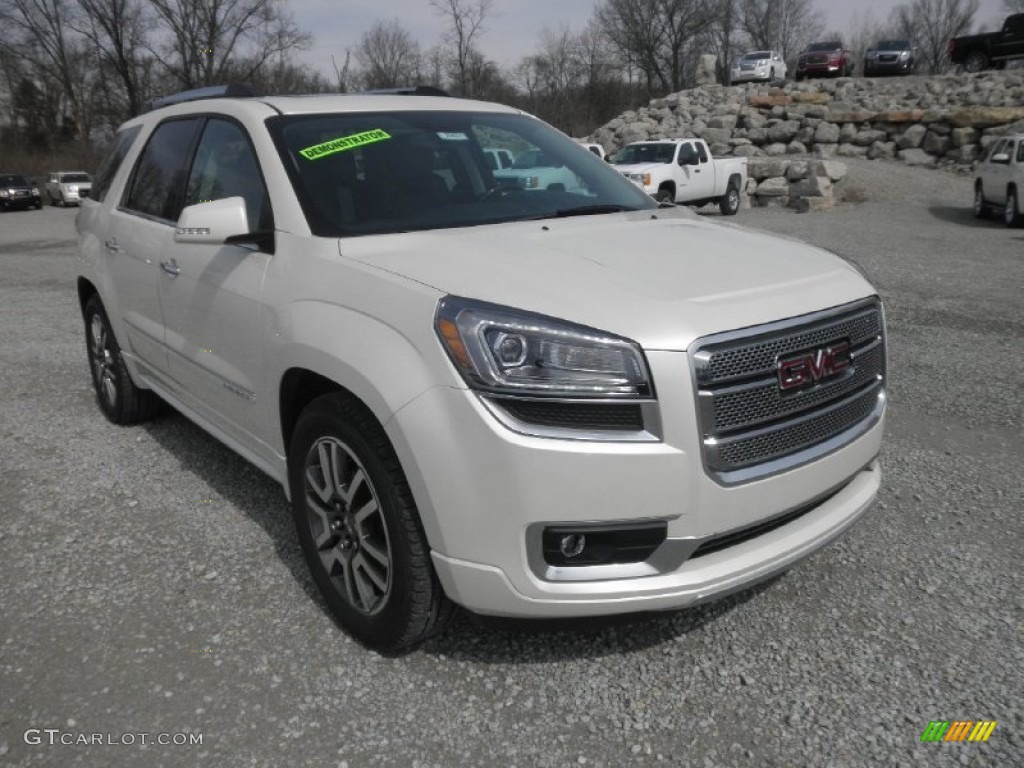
[298, 129, 391, 160]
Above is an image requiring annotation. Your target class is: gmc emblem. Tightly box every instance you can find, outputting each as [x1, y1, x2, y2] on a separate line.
[777, 340, 852, 391]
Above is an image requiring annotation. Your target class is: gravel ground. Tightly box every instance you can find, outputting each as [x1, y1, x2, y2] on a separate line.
[1, 160, 1021, 768]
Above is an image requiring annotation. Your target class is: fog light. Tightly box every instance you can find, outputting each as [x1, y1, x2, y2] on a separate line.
[559, 533, 586, 558]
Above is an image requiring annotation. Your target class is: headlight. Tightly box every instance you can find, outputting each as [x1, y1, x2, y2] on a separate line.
[0, 190, 9, 198]
[32, 187, 40, 195]
[435, 297, 652, 398]
[900, 51, 910, 59]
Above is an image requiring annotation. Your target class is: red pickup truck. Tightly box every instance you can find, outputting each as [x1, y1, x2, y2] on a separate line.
[949, 13, 1024, 72]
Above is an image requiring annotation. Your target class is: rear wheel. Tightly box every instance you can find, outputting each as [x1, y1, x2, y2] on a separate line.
[973, 184, 989, 219]
[964, 50, 988, 73]
[83, 294, 163, 424]
[289, 393, 453, 652]
[655, 187, 674, 204]
[1005, 187, 1021, 228]
[719, 183, 741, 216]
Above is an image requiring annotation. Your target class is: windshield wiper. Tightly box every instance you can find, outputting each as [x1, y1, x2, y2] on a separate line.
[528, 204, 639, 220]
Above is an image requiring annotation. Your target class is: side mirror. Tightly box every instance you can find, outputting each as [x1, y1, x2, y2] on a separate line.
[991, 153, 1011, 164]
[174, 196, 249, 245]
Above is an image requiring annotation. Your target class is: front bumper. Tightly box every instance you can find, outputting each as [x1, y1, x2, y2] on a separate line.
[864, 60, 912, 75]
[797, 64, 844, 77]
[387, 349, 884, 618]
[1, 193, 41, 209]
[731, 68, 773, 83]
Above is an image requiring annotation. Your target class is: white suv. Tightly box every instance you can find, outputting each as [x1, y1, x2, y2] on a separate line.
[76, 87, 887, 651]
[973, 134, 1023, 227]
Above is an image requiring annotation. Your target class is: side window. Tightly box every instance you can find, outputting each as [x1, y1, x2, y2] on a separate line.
[91, 125, 142, 204]
[987, 140, 1005, 161]
[1017, 141, 1024, 163]
[696, 142, 709, 163]
[184, 118, 270, 232]
[123, 118, 201, 221]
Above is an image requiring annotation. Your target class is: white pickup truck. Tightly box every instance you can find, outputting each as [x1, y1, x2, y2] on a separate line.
[611, 138, 747, 215]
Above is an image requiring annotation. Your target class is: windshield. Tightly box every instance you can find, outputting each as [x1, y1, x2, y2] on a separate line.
[875, 40, 909, 50]
[0, 175, 29, 186]
[59, 173, 91, 183]
[742, 52, 771, 60]
[268, 111, 655, 237]
[806, 42, 842, 52]
[610, 143, 676, 165]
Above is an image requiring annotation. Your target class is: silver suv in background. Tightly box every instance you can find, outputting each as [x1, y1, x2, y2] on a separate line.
[75, 86, 886, 651]
[46, 171, 93, 206]
[974, 133, 1024, 226]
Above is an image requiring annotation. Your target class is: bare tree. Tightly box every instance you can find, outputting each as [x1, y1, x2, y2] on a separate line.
[0, 0, 91, 139]
[147, 0, 311, 89]
[1004, 0, 1024, 13]
[599, 0, 714, 94]
[703, 0, 739, 84]
[355, 19, 421, 89]
[429, 0, 492, 96]
[889, 0, 979, 73]
[741, 0, 825, 61]
[74, 0, 153, 117]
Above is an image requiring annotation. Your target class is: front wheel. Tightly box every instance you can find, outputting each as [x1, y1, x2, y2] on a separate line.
[289, 393, 453, 652]
[974, 185, 989, 219]
[83, 294, 163, 424]
[964, 50, 988, 73]
[655, 188, 674, 204]
[719, 184, 741, 216]
[1006, 188, 1022, 228]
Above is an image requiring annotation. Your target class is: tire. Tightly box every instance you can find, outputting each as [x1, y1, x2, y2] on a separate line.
[655, 187, 674, 204]
[1005, 187, 1022, 228]
[288, 393, 453, 652]
[719, 183, 741, 216]
[964, 50, 988, 73]
[973, 184, 990, 219]
[83, 294, 163, 424]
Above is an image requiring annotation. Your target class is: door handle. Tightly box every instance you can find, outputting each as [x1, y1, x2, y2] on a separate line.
[160, 259, 181, 276]
[103, 238, 119, 252]
[694, 169, 701, 173]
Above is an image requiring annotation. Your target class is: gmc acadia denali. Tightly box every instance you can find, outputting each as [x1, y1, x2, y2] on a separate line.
[75, 88, 887, 651]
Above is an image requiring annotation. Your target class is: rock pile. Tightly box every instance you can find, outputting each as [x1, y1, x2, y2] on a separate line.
[587, 71, 1024, 172]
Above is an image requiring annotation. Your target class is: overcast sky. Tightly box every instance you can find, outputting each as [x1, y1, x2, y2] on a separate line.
[291, 0, 1008, 74]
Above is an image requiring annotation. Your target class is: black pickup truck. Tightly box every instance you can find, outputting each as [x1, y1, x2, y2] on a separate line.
[949, 13, 1024, 72]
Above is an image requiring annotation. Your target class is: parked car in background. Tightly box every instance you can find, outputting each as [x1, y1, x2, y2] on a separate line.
[949, 13, 1024, 72]
[493, 147, 586, 193]
[483, 148, 514, 171]
[973, 133, 1023, 227]
[575, 141, 606, 161]
[730, 50, 787, 84]
[46, 171, 93, 206]
[0, 173, 42, 210]
[610, 138, 747, 215]
[864, 40, 916, 76]
[796, 42, 854, 79]
[74, 85, 886, 652]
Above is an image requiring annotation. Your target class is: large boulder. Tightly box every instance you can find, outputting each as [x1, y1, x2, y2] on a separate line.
[755, 176, 790, 196]
[767, 119, 801, 143]
[898, 148, 937, 166]
[814, 122, 841, 143]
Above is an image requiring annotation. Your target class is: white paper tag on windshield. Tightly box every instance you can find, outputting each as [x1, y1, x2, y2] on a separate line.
[437, 132, 469, 141]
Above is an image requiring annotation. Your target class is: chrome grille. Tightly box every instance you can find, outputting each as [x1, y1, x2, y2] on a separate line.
[691, 299, 885, 484]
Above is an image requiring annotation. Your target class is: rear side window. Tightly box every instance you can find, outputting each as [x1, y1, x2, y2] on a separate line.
[90, 125, 142, 203]
[184, 118, 271, 232]
[1017, 141, 1024, 163]
[696, 143, 709, 163]
[123, 118, 201, 221]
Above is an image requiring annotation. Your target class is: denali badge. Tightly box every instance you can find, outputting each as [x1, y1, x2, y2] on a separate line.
[777, 340, 852, 391]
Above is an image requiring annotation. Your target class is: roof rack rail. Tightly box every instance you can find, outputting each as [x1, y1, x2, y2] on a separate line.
[360, 85, 450, 97]
[146, 83, 262, 112]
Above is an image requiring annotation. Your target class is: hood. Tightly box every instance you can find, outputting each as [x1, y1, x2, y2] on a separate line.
[610, 163, 665, 176]
[338, 208, 874, 351]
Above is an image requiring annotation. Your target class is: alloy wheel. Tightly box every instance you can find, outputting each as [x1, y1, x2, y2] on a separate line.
[303, 436, 393, 615]
[89, 314, 117, 407]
